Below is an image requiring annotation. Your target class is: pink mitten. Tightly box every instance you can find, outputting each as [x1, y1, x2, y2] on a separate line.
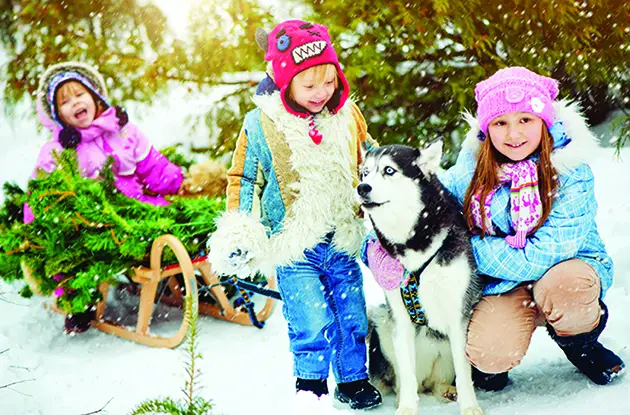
[366, 238, 408, 290]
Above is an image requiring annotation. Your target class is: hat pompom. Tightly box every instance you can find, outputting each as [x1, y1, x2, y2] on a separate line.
[59, 127, 82, 149]
[543, 78, 560, 101]
[114, 106, 128, 127]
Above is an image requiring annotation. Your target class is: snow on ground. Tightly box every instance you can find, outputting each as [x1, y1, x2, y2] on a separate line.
[1, 95, 630, 414]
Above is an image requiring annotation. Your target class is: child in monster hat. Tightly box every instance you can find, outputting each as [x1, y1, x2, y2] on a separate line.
[208, 20, 382, 411]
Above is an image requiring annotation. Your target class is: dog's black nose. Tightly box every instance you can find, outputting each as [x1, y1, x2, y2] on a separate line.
[357, 183, 372, 197]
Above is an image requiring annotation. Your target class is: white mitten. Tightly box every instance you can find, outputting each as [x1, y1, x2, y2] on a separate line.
[207, 211, 269, 277]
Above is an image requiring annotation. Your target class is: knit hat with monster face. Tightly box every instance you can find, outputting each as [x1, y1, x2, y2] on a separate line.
[257, 20, 350, 119]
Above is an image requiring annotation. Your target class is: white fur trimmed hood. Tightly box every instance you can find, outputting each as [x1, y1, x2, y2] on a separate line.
[461, 99, 601, 174]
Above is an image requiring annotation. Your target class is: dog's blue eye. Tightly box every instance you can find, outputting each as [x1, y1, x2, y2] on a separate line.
[277, 35, 291, 52]
[384, 167, 396, 176]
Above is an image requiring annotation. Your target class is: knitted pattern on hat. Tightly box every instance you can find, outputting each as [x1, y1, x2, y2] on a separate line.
[475, 67, 559, 135]
[264, 20, 350, 118]
[37, 61, 110, 128]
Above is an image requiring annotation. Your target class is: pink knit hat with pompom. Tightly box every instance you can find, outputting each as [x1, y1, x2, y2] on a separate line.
[475, 67, 559, 135]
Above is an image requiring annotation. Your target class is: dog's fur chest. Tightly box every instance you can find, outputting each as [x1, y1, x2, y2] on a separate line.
[413, 253, 473, 334]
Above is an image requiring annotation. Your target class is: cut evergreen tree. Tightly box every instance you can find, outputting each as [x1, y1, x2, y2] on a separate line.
[0, 151, 223, 314]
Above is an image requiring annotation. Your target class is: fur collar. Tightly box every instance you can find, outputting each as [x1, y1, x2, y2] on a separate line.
[252, 91, 342, 127]
[461, 99, 600, 174]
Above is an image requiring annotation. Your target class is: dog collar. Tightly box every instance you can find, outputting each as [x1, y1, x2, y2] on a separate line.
[400, 248, 441, 326]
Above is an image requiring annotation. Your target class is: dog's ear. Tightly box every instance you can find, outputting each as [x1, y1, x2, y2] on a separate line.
[417, 140, 443, 176]
[360, 140, 373, 161]
[255, 28, 269, 52]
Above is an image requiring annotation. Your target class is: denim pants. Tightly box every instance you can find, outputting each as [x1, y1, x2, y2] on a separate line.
[276, 240, 369, 383]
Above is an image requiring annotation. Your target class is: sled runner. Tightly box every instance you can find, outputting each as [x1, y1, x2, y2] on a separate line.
[34, 234, 277, 348]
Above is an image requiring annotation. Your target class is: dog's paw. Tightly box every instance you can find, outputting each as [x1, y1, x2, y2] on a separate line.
[461, 406, 484, 415]
[433, 383, 457, 402]
[395, 407, 418, 415]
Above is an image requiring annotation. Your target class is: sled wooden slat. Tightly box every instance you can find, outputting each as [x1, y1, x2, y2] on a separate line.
[91, 234, 199, 348]
[159, 258, 278, 327]
[38, 234, 277, 348]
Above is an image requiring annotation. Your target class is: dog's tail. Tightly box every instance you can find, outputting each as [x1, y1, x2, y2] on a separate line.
[367, 304, 396, 395]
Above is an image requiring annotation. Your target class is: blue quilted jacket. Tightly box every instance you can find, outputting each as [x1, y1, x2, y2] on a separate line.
[437, 105, 613, 297]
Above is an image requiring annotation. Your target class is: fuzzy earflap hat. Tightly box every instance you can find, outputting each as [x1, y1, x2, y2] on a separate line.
[255, 20, 350, 144]
[37, 61, 127, 148]
[475, 66, 559, 137]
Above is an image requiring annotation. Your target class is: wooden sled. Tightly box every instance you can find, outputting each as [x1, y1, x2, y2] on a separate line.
[31, 234, 277, 348]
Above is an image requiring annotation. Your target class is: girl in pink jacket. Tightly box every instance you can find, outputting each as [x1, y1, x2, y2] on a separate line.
[27, 61, 183, 220]
[26, 61, 183, 333]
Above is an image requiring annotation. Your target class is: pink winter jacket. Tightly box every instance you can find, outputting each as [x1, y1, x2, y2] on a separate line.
[24, 106, 183, 223]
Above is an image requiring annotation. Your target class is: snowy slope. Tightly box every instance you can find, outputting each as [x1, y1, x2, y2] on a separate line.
[1, 96, 630, 414]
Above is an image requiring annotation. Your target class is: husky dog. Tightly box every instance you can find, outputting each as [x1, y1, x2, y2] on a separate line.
[358, 142, 485, 415]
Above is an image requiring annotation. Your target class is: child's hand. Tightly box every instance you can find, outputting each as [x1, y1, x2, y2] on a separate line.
[227, 248, 253, 269]
[207, 211, 268, 278]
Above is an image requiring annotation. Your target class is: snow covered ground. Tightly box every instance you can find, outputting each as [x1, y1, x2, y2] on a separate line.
[1, 93, 630, 415]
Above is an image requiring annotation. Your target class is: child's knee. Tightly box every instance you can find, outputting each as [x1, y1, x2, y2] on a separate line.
[466, 331, 529, 373]
[545, 301, 601, 337]
[534, 259, 601, 335]
[466, 293, 536, 373]
[534, 259, 600, 302]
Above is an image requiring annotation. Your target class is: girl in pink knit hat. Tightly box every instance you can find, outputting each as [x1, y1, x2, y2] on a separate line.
[465, 66, 557, 248]
[207, 20, 382, 411]
[454, 67, 623, 390]
[367, 66, 624, 393]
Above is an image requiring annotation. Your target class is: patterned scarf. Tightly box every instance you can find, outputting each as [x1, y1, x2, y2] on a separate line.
[471, 159, 543, 248]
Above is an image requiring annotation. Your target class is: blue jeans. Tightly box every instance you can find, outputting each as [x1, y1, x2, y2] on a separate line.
[276, 240, 369, 383]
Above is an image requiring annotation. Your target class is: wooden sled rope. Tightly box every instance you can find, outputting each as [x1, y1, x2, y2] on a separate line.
[40, 234, 277, 348]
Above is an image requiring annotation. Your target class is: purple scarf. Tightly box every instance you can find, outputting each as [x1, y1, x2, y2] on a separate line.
[471, 159, 543, 248]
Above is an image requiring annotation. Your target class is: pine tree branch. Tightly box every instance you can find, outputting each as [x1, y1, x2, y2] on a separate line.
[0, 150, 222, 314]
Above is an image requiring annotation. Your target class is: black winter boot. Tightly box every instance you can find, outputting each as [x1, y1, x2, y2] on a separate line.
[548, 301, 625, 385]
[63, 307, 95, 334]
[296, 378, 328, 397]
[471, 366, 509, 391]
[334, 379, 382, 410]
